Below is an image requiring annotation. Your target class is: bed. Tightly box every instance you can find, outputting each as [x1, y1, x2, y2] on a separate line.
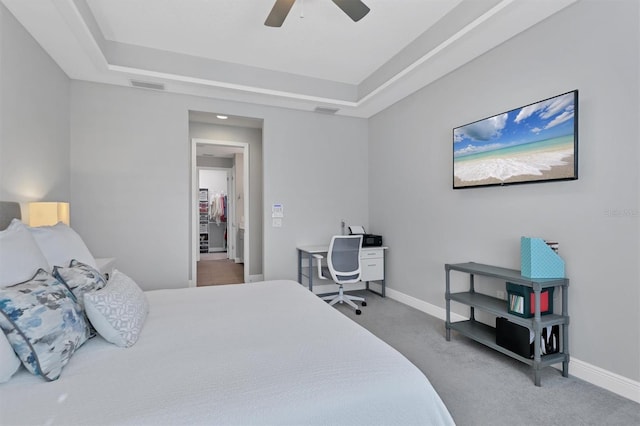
[0, 202, 454, 425]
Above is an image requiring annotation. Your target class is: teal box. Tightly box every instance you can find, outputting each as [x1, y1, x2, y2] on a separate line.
[507, 282, 554, 317]
[520, 237, 565, 278]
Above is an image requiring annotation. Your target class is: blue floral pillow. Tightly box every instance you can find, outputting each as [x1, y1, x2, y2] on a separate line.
[0, 269, 90, 381]
[53, 259, 107, 310]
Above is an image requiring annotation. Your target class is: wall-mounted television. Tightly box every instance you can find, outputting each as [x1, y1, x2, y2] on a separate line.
[453, 90, 578, 189]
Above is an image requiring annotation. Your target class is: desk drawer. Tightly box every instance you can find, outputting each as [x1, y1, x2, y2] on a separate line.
[360, 248, 383, 259]
[361, 258, 383, 281]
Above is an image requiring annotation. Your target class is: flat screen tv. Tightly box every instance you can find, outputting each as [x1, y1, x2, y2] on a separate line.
[453, 90, 578, 189]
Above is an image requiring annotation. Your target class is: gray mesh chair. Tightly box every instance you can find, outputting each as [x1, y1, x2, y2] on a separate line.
[314, 235, 366, 314]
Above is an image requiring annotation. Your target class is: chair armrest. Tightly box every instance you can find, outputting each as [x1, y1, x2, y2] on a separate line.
[312, 254, 327, 280]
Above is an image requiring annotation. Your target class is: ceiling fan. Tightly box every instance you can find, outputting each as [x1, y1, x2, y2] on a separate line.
[265, 0, 370, 27]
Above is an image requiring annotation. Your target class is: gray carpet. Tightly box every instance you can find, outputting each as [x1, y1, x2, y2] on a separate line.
[332, 291, 640, 426]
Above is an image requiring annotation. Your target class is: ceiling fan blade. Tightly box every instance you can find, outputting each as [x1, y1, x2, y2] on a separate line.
[331, 0, 370, 22]
[264, 0, 296, 27]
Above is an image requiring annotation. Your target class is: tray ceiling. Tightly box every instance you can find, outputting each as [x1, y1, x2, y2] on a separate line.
[2, 0, 577, 117]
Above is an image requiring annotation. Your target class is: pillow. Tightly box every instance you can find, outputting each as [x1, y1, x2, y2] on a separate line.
[0, 219, 50, 288]
[84, 270, 149, 348]
[53, 260, 107, 310]
[0, 269, 90, 381]
[29, 222, 97, 270]
[0, 331, 20, 383]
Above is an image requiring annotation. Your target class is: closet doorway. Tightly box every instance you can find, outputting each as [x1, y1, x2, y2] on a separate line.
[191, 139, 250, 286]
[197, 168, 243, 285]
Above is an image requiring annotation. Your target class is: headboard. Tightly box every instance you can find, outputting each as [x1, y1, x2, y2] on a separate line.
[0, 201, 21, 230]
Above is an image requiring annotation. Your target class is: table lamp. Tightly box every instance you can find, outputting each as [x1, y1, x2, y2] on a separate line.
[28, 202, 70, 227]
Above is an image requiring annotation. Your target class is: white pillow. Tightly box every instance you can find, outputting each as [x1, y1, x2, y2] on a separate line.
[29, 222, 97, 270]
[84, 270, 149, 348]
[0, 331, 21, 383]
[0, 219, 50, 287]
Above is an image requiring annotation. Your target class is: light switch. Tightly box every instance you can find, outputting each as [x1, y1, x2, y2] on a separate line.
[272, 203, 284, 218]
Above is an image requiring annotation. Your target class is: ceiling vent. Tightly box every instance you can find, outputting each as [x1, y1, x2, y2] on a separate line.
[314, 106, 339, 115]
[130, 80, 165, 91]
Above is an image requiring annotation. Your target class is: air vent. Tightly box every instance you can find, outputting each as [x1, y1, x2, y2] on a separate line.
[130, 80, 165, 91]
[314, 106, 339, 115]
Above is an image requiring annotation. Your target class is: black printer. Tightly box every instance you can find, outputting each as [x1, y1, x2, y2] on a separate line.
[348, 226, 383, 247]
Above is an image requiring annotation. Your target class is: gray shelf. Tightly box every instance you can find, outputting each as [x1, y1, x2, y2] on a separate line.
[446, 262, 567, 289]
[445, 261, 570, 386]
[449, 291, 567, 329]
[199, 188, 209, 254]
[449, 320, 567, 368]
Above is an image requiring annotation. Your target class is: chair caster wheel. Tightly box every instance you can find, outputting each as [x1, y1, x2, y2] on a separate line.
[361, 302, 367, 307]
[355, 309, 362, 315]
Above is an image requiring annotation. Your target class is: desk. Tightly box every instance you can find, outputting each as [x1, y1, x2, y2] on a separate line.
[296, 245, 387, 297]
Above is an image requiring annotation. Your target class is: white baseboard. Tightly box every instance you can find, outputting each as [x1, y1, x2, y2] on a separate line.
[384, 286, 640, 404]
[385, 286, 467, 322]
[248, 274, 264, 282]
[569, 358, 640, 403]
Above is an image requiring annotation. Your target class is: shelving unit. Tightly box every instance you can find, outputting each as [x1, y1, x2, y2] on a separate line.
[199, 189, 209, 253]
[445, 262, 569, 386]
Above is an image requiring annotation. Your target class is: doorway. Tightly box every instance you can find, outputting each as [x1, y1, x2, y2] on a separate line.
[191, 139, 250, 286]
[196, 167, 243, 286]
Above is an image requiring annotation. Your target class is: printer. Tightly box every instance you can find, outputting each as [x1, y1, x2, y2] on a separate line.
[348, 226, 383, 247]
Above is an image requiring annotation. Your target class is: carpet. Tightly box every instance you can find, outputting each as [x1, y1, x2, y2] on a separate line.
[332, 290, 640, 426]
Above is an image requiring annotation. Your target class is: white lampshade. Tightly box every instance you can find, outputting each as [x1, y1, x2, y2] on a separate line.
[28, 202, 70, 227]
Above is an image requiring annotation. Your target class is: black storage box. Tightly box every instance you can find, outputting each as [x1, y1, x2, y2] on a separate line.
[495, 317, 559, 358]
[496, 317, 533, 358]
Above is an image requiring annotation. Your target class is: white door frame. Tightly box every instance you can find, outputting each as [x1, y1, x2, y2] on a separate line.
[191, 138, 250, 285]
[226, 165, 236, 261]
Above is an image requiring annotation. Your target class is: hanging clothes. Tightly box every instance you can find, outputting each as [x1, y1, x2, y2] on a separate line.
[210, 193, 226, 224]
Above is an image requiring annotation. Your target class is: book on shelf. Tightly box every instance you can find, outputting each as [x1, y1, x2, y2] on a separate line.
[509, 294, 525, 315]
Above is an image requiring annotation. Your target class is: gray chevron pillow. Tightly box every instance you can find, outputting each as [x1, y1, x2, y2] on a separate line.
[83, 270, 148, 348]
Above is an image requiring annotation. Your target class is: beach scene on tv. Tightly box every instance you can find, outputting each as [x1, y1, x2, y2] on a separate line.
[453, 92, 576, 188]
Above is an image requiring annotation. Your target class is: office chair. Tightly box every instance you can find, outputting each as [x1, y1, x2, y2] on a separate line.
[314, 235, 366, 315]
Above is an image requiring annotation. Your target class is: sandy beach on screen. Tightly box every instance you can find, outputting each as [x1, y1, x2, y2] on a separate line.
[454, 150, 575, 187]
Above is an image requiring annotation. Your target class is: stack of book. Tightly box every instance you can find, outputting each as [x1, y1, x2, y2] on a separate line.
[509, 293, 526, 315]
[545, 240, 559, 253]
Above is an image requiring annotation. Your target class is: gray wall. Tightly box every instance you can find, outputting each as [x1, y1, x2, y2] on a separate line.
[69, 81, 369, 289]
[262, 109, 370, 279]
[70, 82, 190, 289]
[368, 0, 639, 381]
[190, 121, 263, 277]
[0, 4, 70, 212]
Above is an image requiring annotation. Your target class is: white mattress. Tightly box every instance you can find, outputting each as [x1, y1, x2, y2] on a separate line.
[0, 280, 454, 425]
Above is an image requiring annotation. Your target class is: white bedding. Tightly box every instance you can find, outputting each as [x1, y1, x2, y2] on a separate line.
[0, 280, 454, 425]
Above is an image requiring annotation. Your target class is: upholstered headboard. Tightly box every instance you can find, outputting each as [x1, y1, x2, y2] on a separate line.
[0, 201, 21, 230]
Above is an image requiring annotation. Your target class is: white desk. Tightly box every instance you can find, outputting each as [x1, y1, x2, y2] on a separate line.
[296, 245, 388, 297]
